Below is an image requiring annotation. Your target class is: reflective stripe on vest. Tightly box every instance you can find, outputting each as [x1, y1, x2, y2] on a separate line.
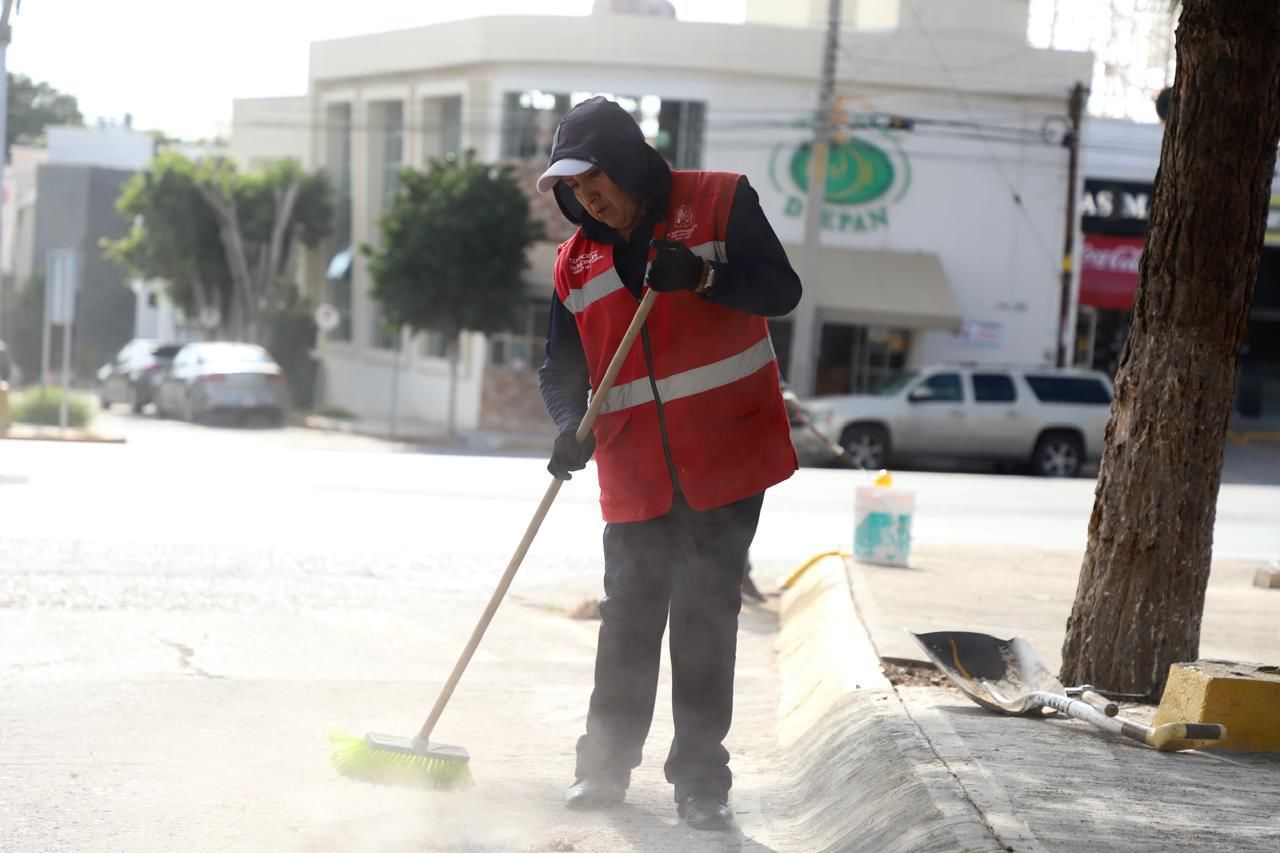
[561, 240, 726, 315]
[599, 335, 777, 416]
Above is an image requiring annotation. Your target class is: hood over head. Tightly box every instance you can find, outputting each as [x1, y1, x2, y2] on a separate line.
[537, 96, 671, 239]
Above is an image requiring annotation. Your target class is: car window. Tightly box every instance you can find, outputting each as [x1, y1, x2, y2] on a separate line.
[196, 343, 267, 362]
[915, 373, 963, 402]
[877, 371, 919, 396]
[1024, 375, 1113, 405]
[973, 373, 1017, 403]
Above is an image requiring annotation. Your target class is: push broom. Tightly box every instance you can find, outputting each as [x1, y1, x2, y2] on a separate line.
[329, 288, 660, 788]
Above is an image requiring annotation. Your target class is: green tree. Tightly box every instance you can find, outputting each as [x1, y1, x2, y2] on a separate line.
[105, 151, 232, 327]
[6, 73, 84, 151]
[1060, 0, 1280, 696]
[1, 270, 44, 382]
[364, 153, 543, 436]
[105, 154, 332, 343]
[194, 157, 332, 342]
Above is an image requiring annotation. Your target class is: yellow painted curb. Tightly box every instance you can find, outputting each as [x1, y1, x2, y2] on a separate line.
[1154, 660, 1280, 752]
[776, 552, 889, 746]
[776, 548, 851, 590]
[1226, 430, 1280, 447]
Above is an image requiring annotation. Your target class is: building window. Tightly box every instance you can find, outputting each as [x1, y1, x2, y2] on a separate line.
[325, 103, 354, 342]
[500, 90, 705, 168]
[501, 90, 571, 160]
[326, 103, 353, 247]
[815, 323, 910, 396]
[488, 299, 552, 373]
[372, 100, 404, 212]
[325, 248, 353, 343]
[423, 95, 463, 163]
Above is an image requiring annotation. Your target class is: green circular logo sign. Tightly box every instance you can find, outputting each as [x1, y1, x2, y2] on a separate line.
[788, 138, 897, 206]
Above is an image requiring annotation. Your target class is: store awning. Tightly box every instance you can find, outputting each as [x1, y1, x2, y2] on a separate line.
[783, 245, 963, 330]
[326, 247, 353, 282]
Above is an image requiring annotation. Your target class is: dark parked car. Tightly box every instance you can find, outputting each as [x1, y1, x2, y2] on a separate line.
[155, 342, 290, 425]
[97, 339, 184, 412]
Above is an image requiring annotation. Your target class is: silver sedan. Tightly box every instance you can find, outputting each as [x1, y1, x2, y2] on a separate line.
[155, 342, 291, 426]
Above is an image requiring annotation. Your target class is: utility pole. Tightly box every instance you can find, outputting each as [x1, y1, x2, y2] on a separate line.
[0, 0, 16, 340]
[1056, 81, 1087, 367]
[786, 0, 841, 397]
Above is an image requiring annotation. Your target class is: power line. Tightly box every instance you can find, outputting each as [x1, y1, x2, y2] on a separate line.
[899, 0, 1062, 272]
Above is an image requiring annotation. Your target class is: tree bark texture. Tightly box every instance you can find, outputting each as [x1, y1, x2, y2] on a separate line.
[1060, 0, 1280, 696]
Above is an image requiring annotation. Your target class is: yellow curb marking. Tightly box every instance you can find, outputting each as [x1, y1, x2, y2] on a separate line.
[1227, 430, 1280, 447]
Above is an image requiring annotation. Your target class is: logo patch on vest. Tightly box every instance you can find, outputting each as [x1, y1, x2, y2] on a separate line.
[668, 204, 697, 240]
[567, 249, 606, 275]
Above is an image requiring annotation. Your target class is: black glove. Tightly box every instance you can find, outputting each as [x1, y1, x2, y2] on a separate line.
[548, 429, 597, 480]
[645, 239, 707, 293]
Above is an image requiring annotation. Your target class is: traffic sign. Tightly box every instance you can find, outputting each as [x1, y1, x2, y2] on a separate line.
[314, 302, 341, 333]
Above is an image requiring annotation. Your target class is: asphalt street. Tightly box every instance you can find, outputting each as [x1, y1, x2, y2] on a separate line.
[2, 412, 1278, 851]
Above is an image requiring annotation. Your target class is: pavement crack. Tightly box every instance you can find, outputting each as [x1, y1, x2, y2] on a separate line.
[159, 639, 223, 679]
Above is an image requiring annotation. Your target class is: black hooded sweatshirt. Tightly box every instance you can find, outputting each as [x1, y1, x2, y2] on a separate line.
[539, 96, 801, 434]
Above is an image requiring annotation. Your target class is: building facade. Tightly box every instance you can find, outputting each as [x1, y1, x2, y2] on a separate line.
[1076, 117, 1280, 417]
[232, 1, 1091, 432]
[1, 125, 160, 383]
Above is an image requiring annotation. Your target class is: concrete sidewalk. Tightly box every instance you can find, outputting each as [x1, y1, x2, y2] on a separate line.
[773, 550, 1280, 852]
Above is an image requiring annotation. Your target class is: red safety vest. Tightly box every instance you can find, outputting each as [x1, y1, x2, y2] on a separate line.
[554, 170, 797, 523]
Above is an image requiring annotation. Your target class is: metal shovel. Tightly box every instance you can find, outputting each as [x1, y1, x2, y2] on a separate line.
[911, 630, 1227, 752]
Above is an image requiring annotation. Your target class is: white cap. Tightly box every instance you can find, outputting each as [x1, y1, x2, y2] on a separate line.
[536, 158, 594, 193]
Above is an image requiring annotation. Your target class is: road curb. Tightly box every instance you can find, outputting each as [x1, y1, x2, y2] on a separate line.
[774, 555, 1009, 852]
[300, 415, 551, 454]
[0, 426, 125, 444]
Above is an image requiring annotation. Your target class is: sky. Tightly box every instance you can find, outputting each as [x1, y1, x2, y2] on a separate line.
[7, 0, 747, 141]
[8, 0, 1170, 141]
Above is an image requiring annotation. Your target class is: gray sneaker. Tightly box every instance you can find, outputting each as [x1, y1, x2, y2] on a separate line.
[563, 778, 627, 810]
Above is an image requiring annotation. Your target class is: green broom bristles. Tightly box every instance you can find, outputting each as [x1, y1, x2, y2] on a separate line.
[328, 730, 473, 789]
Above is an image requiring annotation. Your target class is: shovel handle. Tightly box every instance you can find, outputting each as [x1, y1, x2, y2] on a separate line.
[1029, 692, 1226, 752]
[417, 289, 659, 742]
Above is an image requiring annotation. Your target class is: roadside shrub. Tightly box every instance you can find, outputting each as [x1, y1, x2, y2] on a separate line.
[262, 280, 318, 409]
[314, 404, 356, 421]
[12, 388, 93, 428]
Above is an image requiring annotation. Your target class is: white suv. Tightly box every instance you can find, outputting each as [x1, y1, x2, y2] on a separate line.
[799, 365, 1114, 477]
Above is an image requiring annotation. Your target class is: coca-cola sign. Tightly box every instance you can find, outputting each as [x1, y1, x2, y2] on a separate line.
[1080, 234, 1144, 312]
[1082, 241, 1142, 274]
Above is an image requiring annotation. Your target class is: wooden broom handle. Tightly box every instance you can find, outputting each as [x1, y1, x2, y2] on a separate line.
[418, 289, 659, 741]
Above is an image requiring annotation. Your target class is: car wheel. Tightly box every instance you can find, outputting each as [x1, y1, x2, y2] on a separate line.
[1032, 432, 1083, 478]
[839, 424, 890, 470]
[182, 393, 196, 424]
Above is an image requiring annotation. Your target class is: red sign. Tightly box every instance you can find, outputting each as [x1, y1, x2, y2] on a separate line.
[1079, 233, 1143, 311]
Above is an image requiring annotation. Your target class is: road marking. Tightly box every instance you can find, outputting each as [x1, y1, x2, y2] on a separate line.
[1227, 430, 1280, 447]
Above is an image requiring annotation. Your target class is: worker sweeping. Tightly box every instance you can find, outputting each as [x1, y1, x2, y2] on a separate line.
[537, 96, 800, 831]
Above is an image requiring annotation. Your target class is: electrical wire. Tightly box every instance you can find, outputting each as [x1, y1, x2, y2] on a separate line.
[898, 0, 1063, 273]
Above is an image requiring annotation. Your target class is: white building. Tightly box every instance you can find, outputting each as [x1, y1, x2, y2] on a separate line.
[232, 0, 1092, 432]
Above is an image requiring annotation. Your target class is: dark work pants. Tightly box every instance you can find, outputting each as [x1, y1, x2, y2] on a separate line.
[575, 490, 764, 803]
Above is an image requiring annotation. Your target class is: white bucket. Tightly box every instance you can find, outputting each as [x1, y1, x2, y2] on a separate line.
[853, 485, 915, 567]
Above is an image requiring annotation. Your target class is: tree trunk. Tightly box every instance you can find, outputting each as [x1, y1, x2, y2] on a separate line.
[188, 271, 219, 340]
[196, 181, 259, 343]
[447, 333, 460, 442]
[1060, 0, 1280, 697]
